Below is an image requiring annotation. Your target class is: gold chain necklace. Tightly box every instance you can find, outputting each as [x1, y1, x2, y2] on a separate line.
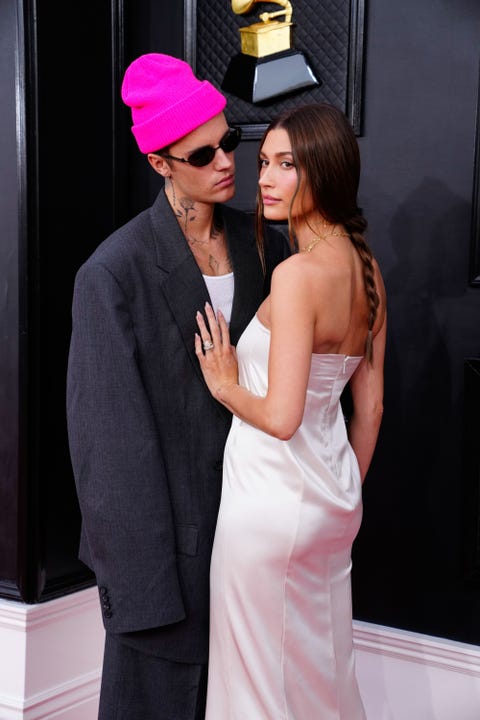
[301, 227, 349, 253]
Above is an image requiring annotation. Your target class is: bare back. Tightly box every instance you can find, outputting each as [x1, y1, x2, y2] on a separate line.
[257, 232, 386, 358]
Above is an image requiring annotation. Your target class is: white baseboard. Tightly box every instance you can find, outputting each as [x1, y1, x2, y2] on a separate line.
[353, 620, 480, 720]
[0, 587, 104, 720]
[0, 672, 100, 720]
[0, 592, 479, 719]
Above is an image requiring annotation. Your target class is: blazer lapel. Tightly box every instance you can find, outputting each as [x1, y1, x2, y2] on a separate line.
[147, 194, 264, 388]
[224, 208, 264, 345]
[149, 191, 210, 384]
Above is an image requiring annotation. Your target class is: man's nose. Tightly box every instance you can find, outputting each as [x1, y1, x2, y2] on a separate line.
[213, 147, 234, 168]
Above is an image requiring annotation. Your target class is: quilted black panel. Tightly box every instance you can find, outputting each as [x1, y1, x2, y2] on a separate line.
[193, 0, 363, 136]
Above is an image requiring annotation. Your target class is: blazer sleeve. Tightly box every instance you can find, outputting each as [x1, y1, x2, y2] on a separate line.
[66, 260, 186, 633]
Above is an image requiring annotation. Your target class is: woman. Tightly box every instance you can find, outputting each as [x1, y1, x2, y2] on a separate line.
[195, 103, 387, 719]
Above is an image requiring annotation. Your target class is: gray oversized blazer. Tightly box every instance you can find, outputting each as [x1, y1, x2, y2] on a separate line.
[66, 190, 289, 664]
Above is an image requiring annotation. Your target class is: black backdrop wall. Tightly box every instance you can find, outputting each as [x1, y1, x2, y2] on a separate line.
[1, 0, 480, 648]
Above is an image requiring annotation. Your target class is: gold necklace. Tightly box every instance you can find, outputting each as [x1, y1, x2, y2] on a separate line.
[301, 227, 349, 253]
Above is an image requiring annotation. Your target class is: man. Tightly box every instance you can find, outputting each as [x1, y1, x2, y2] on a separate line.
[66, 53, 289, 719]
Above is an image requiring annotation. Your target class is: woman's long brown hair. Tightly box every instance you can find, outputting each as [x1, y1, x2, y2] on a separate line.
[256, 103, 379, 362]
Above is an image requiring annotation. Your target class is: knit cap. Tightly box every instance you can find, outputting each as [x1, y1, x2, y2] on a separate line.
[121, 53, 227, 153]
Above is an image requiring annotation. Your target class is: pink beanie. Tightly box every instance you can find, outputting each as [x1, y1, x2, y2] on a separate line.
[121, 53, 227, 153]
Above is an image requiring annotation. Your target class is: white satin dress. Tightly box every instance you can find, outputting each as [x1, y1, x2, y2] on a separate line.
[205, 314, 366, 720]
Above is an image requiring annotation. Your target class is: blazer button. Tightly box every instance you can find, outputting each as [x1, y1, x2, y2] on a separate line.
[104, 610, 113, 618]
[214, 461, 223, 471]
[99, 586, 108, 596]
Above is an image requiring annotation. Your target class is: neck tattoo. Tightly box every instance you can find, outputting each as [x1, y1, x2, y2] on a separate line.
[177, 198, 196, 234]
[170, 178, 176, 206]
[167, 181, 197, 234]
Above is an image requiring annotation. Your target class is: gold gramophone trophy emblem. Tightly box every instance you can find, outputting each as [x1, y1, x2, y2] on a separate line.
[222, 0, 319, 104]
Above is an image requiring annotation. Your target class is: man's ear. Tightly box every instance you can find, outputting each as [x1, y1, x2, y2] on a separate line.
[147, 153, 171, 178]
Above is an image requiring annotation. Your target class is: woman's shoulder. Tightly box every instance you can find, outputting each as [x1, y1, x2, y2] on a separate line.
[273, 247, 349, 282]
[270, 252, 308, 284]
[270, 252, 342, 308]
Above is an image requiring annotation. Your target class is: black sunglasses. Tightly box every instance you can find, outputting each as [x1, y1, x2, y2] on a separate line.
[160, 127, 242, 168]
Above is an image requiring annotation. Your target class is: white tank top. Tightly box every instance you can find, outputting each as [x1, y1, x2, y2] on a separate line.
[203, 272, 235, 324]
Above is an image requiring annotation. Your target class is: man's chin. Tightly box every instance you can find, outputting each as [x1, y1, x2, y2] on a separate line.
[215, 183, 236, 202]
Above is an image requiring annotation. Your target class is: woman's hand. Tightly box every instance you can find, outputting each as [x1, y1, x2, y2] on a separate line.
[195, 303, 238, 400]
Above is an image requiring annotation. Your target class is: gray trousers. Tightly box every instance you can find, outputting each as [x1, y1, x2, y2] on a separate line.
[98, 633, 207, 720]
